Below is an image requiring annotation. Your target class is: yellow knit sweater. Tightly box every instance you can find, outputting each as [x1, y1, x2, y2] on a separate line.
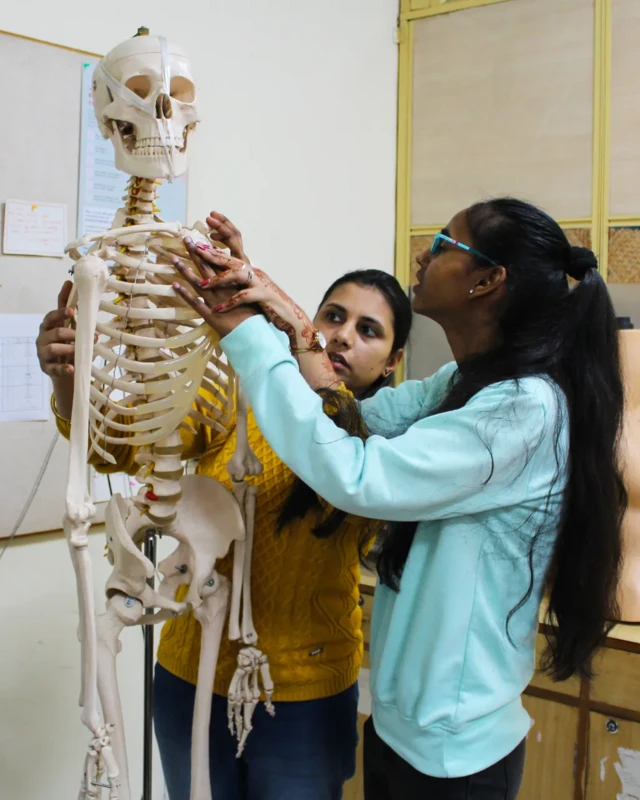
[55, 394, 375, 702]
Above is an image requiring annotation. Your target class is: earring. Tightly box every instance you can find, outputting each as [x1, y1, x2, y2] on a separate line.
[384, 368, 391, 376]
[469, 289, 474, 295]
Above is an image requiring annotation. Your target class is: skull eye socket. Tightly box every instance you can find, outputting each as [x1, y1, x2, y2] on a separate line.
[125, 75, 152, 99]
[170, 77, 196, 103]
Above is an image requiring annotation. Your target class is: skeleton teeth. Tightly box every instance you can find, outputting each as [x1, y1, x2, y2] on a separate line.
[131, 135, 186, 155]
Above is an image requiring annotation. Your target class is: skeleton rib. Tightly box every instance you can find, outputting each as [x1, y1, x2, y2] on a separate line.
[99, 301, 200, 321]
[96, 320, 210, 349]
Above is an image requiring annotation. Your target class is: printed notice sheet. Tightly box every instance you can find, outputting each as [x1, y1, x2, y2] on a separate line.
[0, 315, 49, 422]
[3, 200, 67, 257]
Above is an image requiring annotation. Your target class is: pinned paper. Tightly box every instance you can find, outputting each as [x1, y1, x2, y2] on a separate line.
[2, 199, 67, 257]
[0, 314, 49, 422]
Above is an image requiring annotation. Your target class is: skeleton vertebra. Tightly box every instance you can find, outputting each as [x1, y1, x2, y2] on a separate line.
[62, 33, 272, 800]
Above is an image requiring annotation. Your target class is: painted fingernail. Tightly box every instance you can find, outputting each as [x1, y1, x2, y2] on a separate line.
[184, 236, 193, 246]
[213, 304, 225, 312]
[172, 283, 181, 290]
[196, 243, 212, 252]
[198, 280, 210, 288]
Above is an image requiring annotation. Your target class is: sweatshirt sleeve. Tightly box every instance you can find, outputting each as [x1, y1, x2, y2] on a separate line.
[359, 362, 457, 438]
[221, 316, 555, 522]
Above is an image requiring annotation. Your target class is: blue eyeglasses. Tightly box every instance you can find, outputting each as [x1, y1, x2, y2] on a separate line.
[430, 233, 498, 267]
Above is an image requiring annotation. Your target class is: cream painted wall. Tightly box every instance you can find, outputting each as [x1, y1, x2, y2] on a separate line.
[0, 2, 399, 797]
[2, 0, 399, 314]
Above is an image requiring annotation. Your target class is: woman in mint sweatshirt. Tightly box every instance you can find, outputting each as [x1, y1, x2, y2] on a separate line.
[173, 198, 626, 800]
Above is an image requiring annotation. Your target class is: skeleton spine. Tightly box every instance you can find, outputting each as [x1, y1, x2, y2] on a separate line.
[116, 176, 183, 525]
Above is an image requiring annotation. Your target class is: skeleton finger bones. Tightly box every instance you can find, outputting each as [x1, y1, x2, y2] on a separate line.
[227, 646, 275, 757]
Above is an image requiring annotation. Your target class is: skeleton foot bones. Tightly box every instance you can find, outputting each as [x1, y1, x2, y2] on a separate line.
[58, 31, 272, 800]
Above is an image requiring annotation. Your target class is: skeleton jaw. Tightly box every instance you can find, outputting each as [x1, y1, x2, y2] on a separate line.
[109, 120, 193, 180]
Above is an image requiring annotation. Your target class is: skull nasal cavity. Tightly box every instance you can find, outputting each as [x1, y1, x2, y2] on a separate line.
[156, 94, 173, 119]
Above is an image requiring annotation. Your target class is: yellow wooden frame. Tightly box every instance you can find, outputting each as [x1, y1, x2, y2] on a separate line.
[610, 215, 640, 228]
[410, 219, 593, 237]
[405, 0, 512, 19]
[591, 0, 613, 279]
[0, 28, 102, 57]
[394, 0, 624, 305]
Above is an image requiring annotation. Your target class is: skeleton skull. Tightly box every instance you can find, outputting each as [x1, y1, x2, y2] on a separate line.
[93, 35, 198, 179]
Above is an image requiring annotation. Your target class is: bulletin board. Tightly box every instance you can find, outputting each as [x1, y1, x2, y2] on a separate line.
[0, 31, 185, 538]
[0, 31, 102, 538]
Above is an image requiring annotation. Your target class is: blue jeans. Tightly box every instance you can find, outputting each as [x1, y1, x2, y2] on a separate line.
[153, 663, 359, 800]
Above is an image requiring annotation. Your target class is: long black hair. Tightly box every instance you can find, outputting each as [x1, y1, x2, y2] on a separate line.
[378, 198, 626, 681]
[277, 269, 412, 537]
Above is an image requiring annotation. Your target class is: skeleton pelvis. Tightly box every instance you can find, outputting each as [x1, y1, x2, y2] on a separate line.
[105, 475, 245, 614]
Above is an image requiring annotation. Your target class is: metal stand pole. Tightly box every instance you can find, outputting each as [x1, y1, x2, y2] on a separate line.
[142, 529, 157, 800]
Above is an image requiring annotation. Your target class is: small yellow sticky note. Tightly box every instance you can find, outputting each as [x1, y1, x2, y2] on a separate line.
[31, 204, 38, 211]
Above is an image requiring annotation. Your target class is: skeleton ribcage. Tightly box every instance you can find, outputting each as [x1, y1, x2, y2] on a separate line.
[80, 231, 234, 464]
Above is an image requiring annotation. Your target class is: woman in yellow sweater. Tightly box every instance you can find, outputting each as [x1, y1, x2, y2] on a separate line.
[36, 213, 412, 800]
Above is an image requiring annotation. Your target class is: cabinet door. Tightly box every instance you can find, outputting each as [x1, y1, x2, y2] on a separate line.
[590, 648, 640, 715]
[519, 694, 579, 800]
[586, 712, 640, 800]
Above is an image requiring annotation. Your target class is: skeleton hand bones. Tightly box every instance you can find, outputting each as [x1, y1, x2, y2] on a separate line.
[227, 646, 275, 756]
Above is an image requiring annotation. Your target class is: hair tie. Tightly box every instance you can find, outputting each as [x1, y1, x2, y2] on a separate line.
[566, 246, 598, 281]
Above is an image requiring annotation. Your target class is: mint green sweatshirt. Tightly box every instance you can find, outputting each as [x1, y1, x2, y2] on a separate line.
[221, 315, 568, 779]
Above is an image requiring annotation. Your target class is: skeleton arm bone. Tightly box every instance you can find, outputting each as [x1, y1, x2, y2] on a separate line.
[63, 254, 109, 738]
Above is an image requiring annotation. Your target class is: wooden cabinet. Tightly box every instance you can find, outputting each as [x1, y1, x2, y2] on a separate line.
[590, 647, 640, 714]
[353, 579, 640, 800]
[585, 713, 640, 800]
[529, 633, 581, 699]
[518, 695, 579, 800]
[522, 632, 640, 800]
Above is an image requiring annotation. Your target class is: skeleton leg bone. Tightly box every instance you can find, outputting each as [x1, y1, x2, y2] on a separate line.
[95, 594, 145, 800]
[191, 573, 230, 800]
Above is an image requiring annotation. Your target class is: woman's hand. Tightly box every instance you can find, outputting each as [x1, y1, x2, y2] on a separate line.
[175, 241, 341, 391]
[36, 281, 77, 379]
[178, 240, 316, 349]
[205, 210, 250, 264]
[37, 280, 98, 420]
[172, 239, 257, 338]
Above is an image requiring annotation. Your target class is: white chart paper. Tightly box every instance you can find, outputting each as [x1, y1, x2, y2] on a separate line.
[0, 315, 49, 422]
[2, 200, 67, 257]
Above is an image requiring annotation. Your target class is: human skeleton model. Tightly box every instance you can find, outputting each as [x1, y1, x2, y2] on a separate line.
[62, 34, 272, 800]
[618, 330, 640, 622]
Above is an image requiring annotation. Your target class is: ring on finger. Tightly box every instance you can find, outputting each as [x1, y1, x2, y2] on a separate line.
[246, 269, 253, 283]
